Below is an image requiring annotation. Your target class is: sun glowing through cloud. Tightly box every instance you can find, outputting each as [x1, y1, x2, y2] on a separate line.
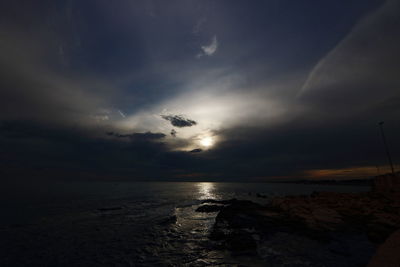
[200, 136, 214, 147]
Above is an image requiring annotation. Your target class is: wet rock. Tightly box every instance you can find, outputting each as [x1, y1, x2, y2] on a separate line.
[201, 199, 237, 205]
[195, 205, 223, 213]
[226, 230, 257, 254]
[210, 192, 400, 265]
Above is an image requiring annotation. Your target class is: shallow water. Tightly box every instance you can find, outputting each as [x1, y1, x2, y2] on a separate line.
[0, 182, 369, 266]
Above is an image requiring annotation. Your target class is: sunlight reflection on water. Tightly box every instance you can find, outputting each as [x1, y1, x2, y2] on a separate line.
[196, 182, 217, 200]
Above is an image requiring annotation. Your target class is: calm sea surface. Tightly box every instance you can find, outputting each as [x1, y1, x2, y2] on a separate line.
[0, 182, 369, 266]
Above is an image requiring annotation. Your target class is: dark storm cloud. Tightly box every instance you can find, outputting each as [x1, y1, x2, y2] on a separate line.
[1, 0, 398, 182]
[3, 116, 397, 182]
[177, 115, 399, 181]
[0, 121, 38, 139]
[107, 131, 166, 141]
[0, 120, 177, 180]
[161, 115, 197, 128]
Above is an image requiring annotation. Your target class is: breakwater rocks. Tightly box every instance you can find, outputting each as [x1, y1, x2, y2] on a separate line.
[197, 192, 400, 266]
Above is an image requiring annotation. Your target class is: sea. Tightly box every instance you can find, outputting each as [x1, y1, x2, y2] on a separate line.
[0, 181, 369, 266]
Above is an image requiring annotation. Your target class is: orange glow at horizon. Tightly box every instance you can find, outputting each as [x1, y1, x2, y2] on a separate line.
[304, 165, 398, 180]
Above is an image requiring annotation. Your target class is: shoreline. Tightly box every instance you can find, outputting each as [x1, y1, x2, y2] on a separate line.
[197, 189, 400, 266]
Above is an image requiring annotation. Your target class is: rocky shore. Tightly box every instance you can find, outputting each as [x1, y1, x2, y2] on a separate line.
[197, 190, 400, 266]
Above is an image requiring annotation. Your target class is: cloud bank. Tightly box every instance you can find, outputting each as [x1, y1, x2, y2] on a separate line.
[0, 0, 399, 182]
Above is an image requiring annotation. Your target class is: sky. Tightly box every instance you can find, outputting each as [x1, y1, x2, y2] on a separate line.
[0, 0, 399, 182]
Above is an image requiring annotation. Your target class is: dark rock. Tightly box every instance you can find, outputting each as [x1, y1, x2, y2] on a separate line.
[195, 205, 223, 213]
[201, 199, 237, 205]
[210, 192, 400, 264]
[226, 230, 258, 254]
[214, 200, 265, 228]
[368, 230, 400, 267]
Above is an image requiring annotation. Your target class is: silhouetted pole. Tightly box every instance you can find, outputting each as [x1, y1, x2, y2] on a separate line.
[378, 121, 395, 175]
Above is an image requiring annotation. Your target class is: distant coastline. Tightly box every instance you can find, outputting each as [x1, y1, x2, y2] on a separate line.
[271, 178, 373, 186]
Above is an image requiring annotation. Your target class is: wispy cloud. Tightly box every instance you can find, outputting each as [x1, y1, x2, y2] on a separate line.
[198, 35, 218, 57]
[298, 0, 400, 104]
[118, 110, 126, 118]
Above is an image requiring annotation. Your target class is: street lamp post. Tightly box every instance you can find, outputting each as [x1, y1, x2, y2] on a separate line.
[378, 121, 395, 175]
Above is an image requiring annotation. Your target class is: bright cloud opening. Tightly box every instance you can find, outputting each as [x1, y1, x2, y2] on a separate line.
[200, 136, 214, 147]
